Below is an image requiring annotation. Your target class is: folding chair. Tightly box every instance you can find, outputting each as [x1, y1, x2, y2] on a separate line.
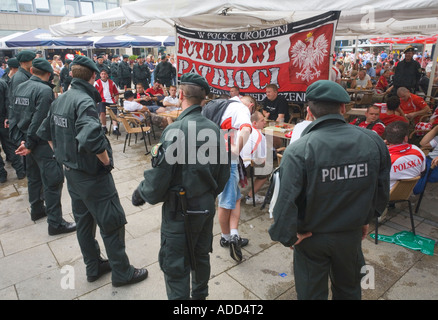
[119, 115, 151, 155]
[288, 103, 303, 124]
[414, 160, 437, 213]
[375, 176, 420, 244]
[106, 105, 122, 140]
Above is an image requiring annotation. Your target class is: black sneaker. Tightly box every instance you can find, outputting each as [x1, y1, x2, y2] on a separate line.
[112, 128, 121, 136]
[17, 172, 26, 180]
[112, 268, 148, 287]
[220, 236, 249, 248]
[103, 127, 108, 134]
[87, 259, 112, 282]
[48, 220, 77, 236]
[30, 210, 47, 221]
[229, 234, 243, 262]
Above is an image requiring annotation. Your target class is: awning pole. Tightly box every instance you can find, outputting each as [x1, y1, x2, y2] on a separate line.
[426, 37, 438, 98]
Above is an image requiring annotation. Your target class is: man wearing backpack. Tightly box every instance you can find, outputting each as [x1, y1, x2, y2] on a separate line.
[215, 95, 255, 261]
[349, 105, 385, 137]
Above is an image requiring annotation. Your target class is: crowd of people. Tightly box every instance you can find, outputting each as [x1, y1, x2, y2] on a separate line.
[1, 44, 438, 301]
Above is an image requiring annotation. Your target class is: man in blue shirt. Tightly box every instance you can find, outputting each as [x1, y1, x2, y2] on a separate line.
[365, 62, 377, 84]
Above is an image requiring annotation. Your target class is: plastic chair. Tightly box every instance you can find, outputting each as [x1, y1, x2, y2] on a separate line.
[375, 176, 421, 244]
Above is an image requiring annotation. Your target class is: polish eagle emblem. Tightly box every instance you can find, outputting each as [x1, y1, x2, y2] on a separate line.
[289, 32, 329, 82]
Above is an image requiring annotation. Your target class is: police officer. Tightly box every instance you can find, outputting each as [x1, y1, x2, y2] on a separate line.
[269, 80, 390, 300]
[1, 57, 19, 83]
[0, 77, 25, 183]
[11, 59, 76, 234]
[110, 54, 120, 88]
[133, 54, 151, 89]
[392, 45, 422, 94]
[95, 54, 110, 80]
[59, 58, 72, 92]
[118, 54, 132, 91]
[37, 55, 148, 287]
[154, 54, 176, 87]
[131, 73, 230, 300]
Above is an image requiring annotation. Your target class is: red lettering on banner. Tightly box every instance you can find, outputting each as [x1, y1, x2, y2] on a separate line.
[226, 44, 236, 63]
[177, 36, 278, 65]
[203, 42, 214, 61]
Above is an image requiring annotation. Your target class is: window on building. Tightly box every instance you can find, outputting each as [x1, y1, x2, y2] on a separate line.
[17, 0, 33, 12]
[80, 1, 94, 16]
[35, 0, 50, 13]
[49, 0, 66, 15]
[65, 1, 81, 17]
[94, 2, 107, 13]
[1, 0, 18, 12]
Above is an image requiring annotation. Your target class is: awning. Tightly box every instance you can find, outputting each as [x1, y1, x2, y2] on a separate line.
[5, 28, 93, 48]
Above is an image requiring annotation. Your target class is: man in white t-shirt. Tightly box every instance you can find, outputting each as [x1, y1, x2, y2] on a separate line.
[217, 95, 254, 262]
[162, 85, 180, 108]
[330, 61, 342, 83]
[386, 121, 425, 190]
[123, 90, 149, 122]
[240, 110, 269, 205]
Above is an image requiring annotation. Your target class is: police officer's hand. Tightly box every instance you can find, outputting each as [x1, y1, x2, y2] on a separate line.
[15, 141, 31, 156]
[290, 232, 312, 249]
[132, 188, 145, 206]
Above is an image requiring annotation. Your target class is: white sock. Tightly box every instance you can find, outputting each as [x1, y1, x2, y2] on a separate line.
[221, 233, 231, 241]
[113, 125, 118, 130]
[230, 229, 239, 237]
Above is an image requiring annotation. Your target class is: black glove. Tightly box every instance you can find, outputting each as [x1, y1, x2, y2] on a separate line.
[132, 189, 145, 206]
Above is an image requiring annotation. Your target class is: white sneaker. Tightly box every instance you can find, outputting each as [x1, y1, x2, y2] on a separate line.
[245, 194, 265, 205]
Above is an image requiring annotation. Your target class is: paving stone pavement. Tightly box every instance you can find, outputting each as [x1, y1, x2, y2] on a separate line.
[0, 125, 437, 301]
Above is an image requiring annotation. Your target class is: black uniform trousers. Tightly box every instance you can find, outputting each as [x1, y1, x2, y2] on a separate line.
[293, 227, 366, 300]
[26, 142, 64, 226]
[64, 168, 134, 283]
[0, 127, 24, 178]
[159, 200, 215, 300]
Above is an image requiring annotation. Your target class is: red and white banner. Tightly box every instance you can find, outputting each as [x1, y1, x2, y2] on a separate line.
[176, 11, 340, 102]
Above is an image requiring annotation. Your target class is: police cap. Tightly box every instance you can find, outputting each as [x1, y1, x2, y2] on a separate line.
[122, 54, 129, 59]
[306, 80, 350, 104]
[16, 50, 36, 62]
[180, 73, 210, 95]
[404, 45, 415, 53]
[71, 55, 100, 74]
[32, 58, 53, 74]
[7, 58, 19, 68]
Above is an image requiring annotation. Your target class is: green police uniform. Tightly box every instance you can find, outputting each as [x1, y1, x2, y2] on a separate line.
[37, 71, 137, 284]
[154, 57, 176, 87]
[110, 55, 120, 88]
[133, 61, 151, 89]
[134, 77, 229, 299]
[269, 80, 391, 300]
[118, 57, 132, 89]
[0, 78, 25, 182]
[392, 46, 422, 93]
[10, 69, 66, 225]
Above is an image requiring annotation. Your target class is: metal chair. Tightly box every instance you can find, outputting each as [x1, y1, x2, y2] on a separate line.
[118, 114, 151, 155]
[375, 176, 421, 244]
[106, 105, 122, 140]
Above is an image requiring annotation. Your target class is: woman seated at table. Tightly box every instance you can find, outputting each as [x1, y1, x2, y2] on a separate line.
[351, 69, 373, 90]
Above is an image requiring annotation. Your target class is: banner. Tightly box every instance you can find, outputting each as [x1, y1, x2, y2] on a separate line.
[176, 11, 340, 102]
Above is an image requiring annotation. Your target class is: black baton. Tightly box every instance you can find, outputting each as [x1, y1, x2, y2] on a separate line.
[178, 188, 197, 271]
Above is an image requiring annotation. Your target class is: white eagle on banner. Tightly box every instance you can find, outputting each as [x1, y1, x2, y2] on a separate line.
[289, 32, 329, 82]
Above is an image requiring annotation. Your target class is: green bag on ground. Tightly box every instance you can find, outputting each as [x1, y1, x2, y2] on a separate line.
[370, 231, 436, 256]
